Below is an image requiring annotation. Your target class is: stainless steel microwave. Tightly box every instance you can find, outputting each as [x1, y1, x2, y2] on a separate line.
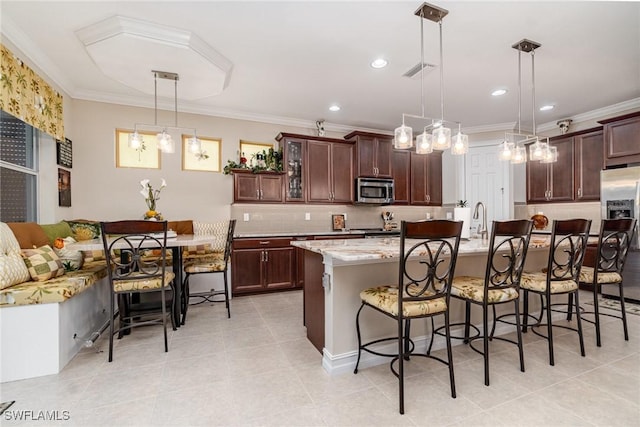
[355, 177, 394, 205]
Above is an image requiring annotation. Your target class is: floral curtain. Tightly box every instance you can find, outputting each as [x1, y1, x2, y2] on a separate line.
[0, 43, 64, 140]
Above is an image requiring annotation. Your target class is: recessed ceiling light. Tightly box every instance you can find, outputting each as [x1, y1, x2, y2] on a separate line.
[371, 58, 388, 69]
[329, 104, 341, 112]
[540, 104, 554, 111]
[491, 89, 507, 96]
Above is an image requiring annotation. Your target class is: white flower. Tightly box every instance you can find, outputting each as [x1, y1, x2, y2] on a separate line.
[140, 179, 150, 189]
[160, 178, 167, 189]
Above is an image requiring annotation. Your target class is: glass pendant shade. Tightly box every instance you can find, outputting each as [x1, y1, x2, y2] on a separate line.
[529, 140, 548, 161]
[157, 130, 175, 153]
[511, 145, 527, 164]
[451, 132, 468, 155]
[187, 136, 202, 154]
[498, 141, 514, 161]
[415, 131, 433, 154]
[394, 124, 413, 149]
[128, 130, 143, 149]
[540, 145, 558, 163]
[433, 126, 451, 150]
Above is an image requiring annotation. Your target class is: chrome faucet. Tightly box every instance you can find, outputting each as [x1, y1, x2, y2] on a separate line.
[473, 201, 488, 242]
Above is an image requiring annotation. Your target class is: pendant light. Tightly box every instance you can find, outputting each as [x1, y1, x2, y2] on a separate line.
[129, 70, 202, 155]
[394, 2, 467, 155]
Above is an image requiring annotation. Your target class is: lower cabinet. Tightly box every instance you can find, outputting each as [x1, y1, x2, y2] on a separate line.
[231, 238, 295, 295]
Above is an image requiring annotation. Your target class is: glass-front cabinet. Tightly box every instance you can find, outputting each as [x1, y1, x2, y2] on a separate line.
[277, 134, 306, 202]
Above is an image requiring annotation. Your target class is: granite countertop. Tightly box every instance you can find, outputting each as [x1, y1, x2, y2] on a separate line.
[291, 237, 551, 263]
[234, 230, 367, 238]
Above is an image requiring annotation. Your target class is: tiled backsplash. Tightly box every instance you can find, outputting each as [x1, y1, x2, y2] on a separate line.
[232, 202, 602, 235]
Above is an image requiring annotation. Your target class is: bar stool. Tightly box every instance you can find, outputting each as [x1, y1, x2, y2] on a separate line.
[449, 219, 533, 386]
[353, 219, 463, 414]
[576, 218, 637, 347]
[520, 218, 592, 366]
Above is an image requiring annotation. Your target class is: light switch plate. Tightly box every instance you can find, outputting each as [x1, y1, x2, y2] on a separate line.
[243, 213, 250, 222]
[305, 213, 311, 221]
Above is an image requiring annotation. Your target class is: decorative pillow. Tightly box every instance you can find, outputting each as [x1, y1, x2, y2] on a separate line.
[6, 222, 49, 249]
[0, 222, 31, 289]
[40, 221, 73, 245]
[167, 220, 194, 235]
[193, 221, 227, 251]
[65, 220, 101, 241]
[53, 236, 84, 271]
[22, 245, 65, 282]
[82, 250, 106, 263]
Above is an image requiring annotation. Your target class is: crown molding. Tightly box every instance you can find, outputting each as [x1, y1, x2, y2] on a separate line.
[537, 97, 640, 132]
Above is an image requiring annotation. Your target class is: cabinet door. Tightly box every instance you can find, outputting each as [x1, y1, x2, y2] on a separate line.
[306, 141, 332, 202]
[375, 137, 393, 178]
[604, 115, 640, 166]
[331, 142, 354, 203]
[264, 247, 295, 290]
[234, 173, 260, 202]
[575, 130, 603, 201]
[355, 135, 377, 177]
[392, 150, 410, 204]
[259, 175, 284, 202]
[284, 138, 305, 202]
[526, 155, 550, 203]
[231, 248, 264, 294]
[426, 151, 443, 206]
[410, 152, 428, 205]
[549, 137, 574, 202]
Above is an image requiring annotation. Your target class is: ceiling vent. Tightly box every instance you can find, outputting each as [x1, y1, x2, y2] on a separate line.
[403, 62, 436, 79]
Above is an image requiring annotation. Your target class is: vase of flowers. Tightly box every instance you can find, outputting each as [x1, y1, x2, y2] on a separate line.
[140, 178, 166, 220]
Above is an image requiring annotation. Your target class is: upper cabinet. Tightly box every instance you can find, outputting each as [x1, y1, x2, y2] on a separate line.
[410, 151, 443, 206]
[599, 112, 640, 167]
[276, 133, 354, 204]
[344, 131, 393, 178]
[392, 149, 411, 205]
[526, 127, 603, 203]
[233, 170, 284, 203]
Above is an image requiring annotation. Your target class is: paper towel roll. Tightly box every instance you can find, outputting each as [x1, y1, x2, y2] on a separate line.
[454, 207, 471, 239]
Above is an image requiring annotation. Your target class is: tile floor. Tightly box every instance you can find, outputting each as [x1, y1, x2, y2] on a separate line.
[1, 290, 639, 426]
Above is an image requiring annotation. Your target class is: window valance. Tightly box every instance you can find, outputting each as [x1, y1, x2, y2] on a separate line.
[0, 43, 64, 140]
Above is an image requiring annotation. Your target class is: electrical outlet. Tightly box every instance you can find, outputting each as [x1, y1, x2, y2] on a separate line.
[343, 213, 347, 221]
[305, 212, 311, 221]
[243, 213, 250, 222]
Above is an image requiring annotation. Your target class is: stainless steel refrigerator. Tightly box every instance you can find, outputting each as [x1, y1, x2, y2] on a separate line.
[600, 166, 640, 302]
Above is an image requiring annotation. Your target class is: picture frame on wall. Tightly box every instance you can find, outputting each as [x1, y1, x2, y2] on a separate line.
[182, 135, 221, 172]
[58, 168, 71, 207]
[56, 138, 73, 168]
[332, 214, 346, 231]
[115, 129, 161, 169]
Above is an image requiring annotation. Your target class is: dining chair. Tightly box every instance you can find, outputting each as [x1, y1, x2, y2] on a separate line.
[449, 219, 533, 386]
[181, 219, 236, 323]
[354, 219, 463, 414]
[575, 218, 637, 347]
[100, 220, 175, 362]
[520, 218, 592, 366]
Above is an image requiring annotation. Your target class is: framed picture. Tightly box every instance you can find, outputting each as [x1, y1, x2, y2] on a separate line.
[115, 129, 161, 169]
[58, 168, 71, 207]
[56, 138, 73, 168]
[240, 140, 273, 166]
[182, 135, 221, 172]
[332, 214, 346, 231]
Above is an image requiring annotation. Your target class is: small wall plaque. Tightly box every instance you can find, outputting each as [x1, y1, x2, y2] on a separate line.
[56, 138, 73, 168]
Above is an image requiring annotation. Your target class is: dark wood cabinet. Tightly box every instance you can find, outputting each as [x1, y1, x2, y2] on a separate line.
[231, 238, 295, 295]
[344, 131, 393, 178]
[575, 129, 604, 201]
[526, 128, 603, 203]
[306, 140, 354, 203]
[392, 149, 410, 205]
[599, 112, 640, 167]
[233, 170, 284, 203]
[410, 151, 442, 206]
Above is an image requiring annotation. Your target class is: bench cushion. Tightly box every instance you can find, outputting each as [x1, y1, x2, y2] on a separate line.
[0, 262, 107, 306]
[0, 223, 31, 290]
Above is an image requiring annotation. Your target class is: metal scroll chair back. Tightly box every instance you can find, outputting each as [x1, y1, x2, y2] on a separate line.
[546, 219, 592, 284]
[100, 220, 174, 362]
[579, 218, 637, 346]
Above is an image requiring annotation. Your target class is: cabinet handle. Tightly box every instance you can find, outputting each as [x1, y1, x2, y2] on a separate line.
[426, 194, 430, 203]
[259, 241, 270, 245]
[256, 189, 260, 199]
[577, 187, 582, 198]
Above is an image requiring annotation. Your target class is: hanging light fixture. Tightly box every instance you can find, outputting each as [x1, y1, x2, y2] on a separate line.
[498, 39, 556, 164]
[129, 70, 201, 155]
[394, 2, 467, 155]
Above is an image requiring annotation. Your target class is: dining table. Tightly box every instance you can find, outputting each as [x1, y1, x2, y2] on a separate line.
[67, 233, 223, 328]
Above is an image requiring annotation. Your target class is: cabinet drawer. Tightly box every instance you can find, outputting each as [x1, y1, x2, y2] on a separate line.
[233, 237, 293, 249]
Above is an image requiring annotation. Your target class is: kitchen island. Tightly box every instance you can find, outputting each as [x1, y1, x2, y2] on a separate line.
[292, 236, 551, 375]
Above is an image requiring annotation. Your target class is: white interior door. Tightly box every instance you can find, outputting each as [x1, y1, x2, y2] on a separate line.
[465, 144, 512, 233]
